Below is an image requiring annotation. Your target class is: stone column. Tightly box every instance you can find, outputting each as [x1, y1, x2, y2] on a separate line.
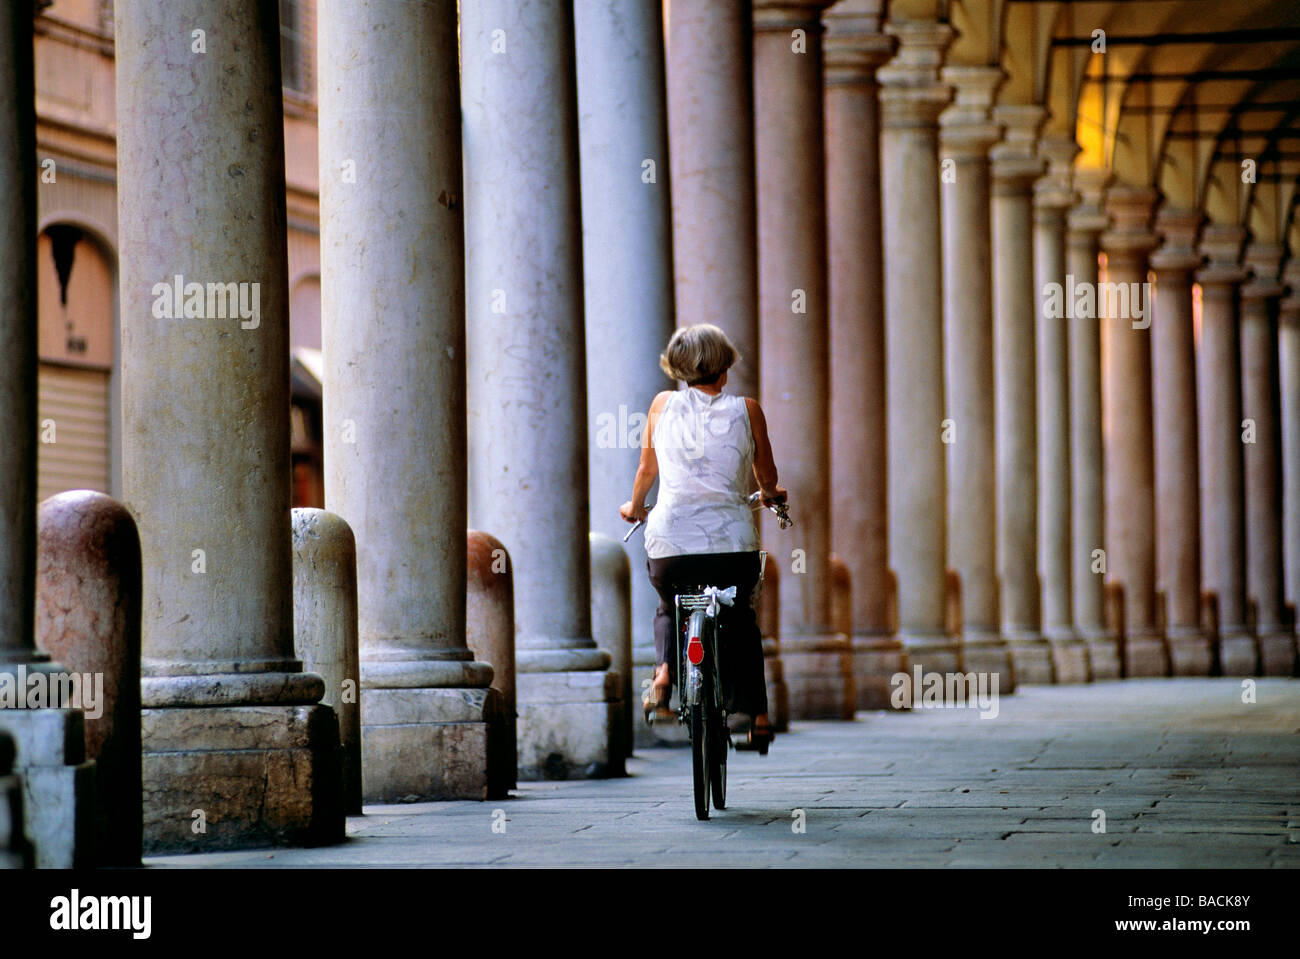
[666, 0, 787, 725]
[461, 0, 618, 780]
[36, 491, 142, 866]
[824, 3, 903, 710]
[1, 1, 67, 872]
[991, 104, 1051, 682]
[2, 3, 94, 864]
[878, 19, 957, 680]
[1149, 208, 1210, 675]
[937, 66, 1013, 690]
[1196, 225, 1253, 674]
[319, 0, 497, 802]
[1034, 136, 1089, 682]
[753, 0, 851, 720]
[1240, 245, 1294, 676]
[1278, 261, 1300, 646]
[290, 509, 362, 815]
[666, 0, 759, 396]
[1099, 185, 1166, 676]
[0, 0, 36, 671]
[466, 531, 517, 795]
[116, 0, 340, 851]
[574, 0, 675, 744]
[1066, 170, 1118, 677]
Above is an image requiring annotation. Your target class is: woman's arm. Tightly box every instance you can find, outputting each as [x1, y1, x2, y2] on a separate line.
[745, 397, 787, 507]
[620, 391, 672, 522]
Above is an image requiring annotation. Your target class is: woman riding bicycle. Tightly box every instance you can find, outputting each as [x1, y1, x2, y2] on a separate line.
[619, 323, 786, 752]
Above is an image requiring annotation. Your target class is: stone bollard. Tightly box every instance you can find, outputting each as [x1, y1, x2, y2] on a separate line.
[0, 732, 33, 868]
[590, 533, 632, 764]
[466, 531, 517, 795]
[35, 490, 142, 867]
[758, 555, 790, 732]
[291, 509, 363, 815]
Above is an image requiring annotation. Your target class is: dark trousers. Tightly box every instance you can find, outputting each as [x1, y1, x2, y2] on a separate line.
[647, 550, 768, 717]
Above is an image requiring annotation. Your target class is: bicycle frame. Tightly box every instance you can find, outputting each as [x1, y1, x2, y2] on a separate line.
[675, 593, 724, 717]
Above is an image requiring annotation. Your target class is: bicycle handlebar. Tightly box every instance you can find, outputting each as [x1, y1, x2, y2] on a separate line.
[622, 491, 794, 541]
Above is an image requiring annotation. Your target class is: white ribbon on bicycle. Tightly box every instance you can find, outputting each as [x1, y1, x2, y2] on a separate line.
[703, 585, 737, 619]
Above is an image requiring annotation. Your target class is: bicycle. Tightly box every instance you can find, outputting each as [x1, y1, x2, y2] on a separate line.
[629, 492, 793, 820]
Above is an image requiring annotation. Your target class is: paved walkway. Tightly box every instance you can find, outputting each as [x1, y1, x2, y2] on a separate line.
[147, 679, 1300, 868]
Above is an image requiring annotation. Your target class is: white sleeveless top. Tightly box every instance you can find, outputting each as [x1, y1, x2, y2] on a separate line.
[644, 388, 760, 559]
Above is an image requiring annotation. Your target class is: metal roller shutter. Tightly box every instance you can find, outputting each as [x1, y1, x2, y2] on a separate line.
[37, 362, 111, 502]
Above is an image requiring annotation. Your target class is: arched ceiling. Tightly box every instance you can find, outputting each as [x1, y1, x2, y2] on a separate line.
[938, 0, 1300, 262]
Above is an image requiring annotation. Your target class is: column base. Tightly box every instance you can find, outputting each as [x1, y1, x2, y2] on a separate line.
[851, 633, 908, 711]
[763, 639, 790, 733]
[893, 632, 962, 705]
[1218, 631, 1259, 675]
[898, 631, 961, 675]
[1123, 632, 1170, 677]
[516, 670, 622, 780]
[1257, 630, 1297, 676]
[141, 704, 343, 855]
[959, 629, 1017, 694]
[1080, 629, 1122, 679]
[361, 686, 508, 802]
[0, 709, 94, 867]
[1044, 629, 1091, 684]
[781, 635, 855, 720]
[1006, 631, 1055, 684]
[1165, 627, 1213, 676]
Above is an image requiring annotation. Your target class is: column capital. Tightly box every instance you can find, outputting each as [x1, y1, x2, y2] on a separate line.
[1196, 223, 1249, 287]
[1242, 243, 1285, 301]
[1067, 166, 1112, 242]
[938, 65, 1003, 157]
[990, 103, 1046, 192]
[753, 0, 836, 31]
[824, 0, 891, 83]
[1099, 184, 1159, 261]
[824, 30, 893, 85]
[1034, 135, 1080, 212]
[1280, 260, 1300, 323]
[1149, 206, 1204, 274]
[877, 19, 954, 129]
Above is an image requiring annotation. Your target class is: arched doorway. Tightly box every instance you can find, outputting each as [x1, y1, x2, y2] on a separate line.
[35, 223, 116, 501]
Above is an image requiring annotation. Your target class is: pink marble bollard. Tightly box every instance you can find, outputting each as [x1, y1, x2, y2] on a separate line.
[35, 490, 142, 867]
[291, 508, 362, 815]
[467, 531, 516, 794]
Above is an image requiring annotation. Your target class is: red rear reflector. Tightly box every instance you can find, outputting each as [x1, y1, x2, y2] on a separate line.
[687, 635, 704, 665]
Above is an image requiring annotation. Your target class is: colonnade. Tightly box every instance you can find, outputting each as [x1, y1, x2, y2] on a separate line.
[2, 0, 1298, 857]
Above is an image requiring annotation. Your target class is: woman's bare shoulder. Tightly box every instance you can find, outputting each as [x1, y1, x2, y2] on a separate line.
[650, 390, 674, 411]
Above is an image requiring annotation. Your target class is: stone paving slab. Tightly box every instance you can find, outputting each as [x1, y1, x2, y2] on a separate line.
[145, 678, 1300, 868]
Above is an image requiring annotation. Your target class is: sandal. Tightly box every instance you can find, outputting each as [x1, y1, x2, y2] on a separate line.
[642, 665, 673, 724]
[733, 716, 774, 755]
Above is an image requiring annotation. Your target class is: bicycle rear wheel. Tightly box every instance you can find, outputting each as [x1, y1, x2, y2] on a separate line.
[709, 714, 727, 809]
[690, 704, 709, 820]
